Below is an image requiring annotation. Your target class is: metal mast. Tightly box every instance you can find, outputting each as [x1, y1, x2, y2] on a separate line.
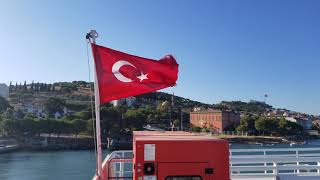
[87, 30, 103, 180]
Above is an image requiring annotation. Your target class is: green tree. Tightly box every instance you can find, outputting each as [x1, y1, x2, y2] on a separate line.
[71, 119, 86, 138]
[0, 119, 22, 137]
[285, 121, 304, 135]
[0, 119, 14, 136]
[38, 119, 48, 136]
[45, 97, 66, 118]
[54, 120, 71, 138]
[22, 113, 39, 136]
[31, 80, 34, 91]
[255, 117, 280, 136]
[9, 81, 12, 93]
[73, 109, 92, 120]
[36, 82, 40, 91]
[124, 108, 147, 130]
[236, 115, 258, 134]
[39, 119, 56, 138]
[23, 81, 27, 91]
[255, 117, 269, 135]
[0, 97, 10, 114]
[100, 107, 121, 137]
[278, 118, 288, 128]
[1, 108, 15, 120]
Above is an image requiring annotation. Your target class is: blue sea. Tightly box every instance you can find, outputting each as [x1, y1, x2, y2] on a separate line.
[0, 150, 108, 180]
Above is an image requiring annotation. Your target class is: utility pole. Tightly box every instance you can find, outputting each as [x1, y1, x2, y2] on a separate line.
[180, 109, 183, 131]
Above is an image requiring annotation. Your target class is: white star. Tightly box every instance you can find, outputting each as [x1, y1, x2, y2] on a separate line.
[136, 72, 148, 82]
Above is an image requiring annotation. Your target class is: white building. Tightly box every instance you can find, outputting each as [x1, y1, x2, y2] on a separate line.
[285, 117, 312, 129]
[22, 104, 46, 118]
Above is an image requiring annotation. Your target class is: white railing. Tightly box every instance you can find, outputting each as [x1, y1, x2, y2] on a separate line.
[230, 147, 320, 178]
[100, 148, 320, 180]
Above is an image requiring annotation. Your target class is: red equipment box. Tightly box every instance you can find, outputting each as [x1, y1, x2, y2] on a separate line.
[133, 131, 230, 180]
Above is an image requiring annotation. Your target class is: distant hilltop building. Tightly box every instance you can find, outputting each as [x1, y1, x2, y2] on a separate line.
[190, 109, 240, 133]
[0, 83, 9, 99]
[249, 100, 266, 104]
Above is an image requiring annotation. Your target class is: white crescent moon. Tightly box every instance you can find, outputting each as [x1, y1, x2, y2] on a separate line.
[112, 60, 137, 82]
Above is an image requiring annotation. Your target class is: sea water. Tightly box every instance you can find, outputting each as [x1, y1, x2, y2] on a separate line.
[0, 150, 107, 180]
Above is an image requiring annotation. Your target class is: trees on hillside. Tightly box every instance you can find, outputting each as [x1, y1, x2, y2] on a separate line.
[2, 119, 22, 137]
[22, 113, 39, 136]
[71, 119, 86, 138]
[45, 97, 66, 118]
[100, 107, 122, 138]
[3, 80, 308, 140]
[216, 101, 272, 114]
[125, 108, 147, 130]
[236, 114, 257, 133]
[235, 115, 304, 136]
[0, 97, 11, 113]
[254, 117, 278, 135]
[9, 81, 62, 92]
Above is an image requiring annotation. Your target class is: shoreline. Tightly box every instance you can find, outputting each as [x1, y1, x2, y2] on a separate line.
[0, 135, 316, 154]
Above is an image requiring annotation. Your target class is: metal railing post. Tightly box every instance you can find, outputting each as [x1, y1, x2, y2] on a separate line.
[264, 150, 267, 174]
[273, 161, 277, 175]
[296, 149, 300, 174]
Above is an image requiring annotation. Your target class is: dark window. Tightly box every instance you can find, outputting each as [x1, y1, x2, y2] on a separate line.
[165, 176, 202, 180]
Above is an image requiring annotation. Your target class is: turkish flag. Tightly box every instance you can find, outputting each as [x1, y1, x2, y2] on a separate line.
[91, 44, 179, 104]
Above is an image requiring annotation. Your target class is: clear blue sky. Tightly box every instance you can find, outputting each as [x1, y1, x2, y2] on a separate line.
[1, 0, 320, 115]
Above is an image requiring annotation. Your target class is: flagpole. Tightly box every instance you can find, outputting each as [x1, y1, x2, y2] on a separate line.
[171, 92, 174, 131]
[87, 30, 103, 180]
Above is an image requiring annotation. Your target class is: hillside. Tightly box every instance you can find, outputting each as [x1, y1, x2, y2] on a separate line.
[7, 81, 317, 119]
[0, 81, 212, 140]
[1, 81, 319, 143]
[8, 81, 210, 113]
[213, 100, 273, 114]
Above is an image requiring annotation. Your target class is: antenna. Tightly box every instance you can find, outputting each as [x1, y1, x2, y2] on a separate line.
[86, 30, 99, 44]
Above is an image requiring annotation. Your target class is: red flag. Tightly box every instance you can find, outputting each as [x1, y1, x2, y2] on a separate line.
[91, 44, 179, 104]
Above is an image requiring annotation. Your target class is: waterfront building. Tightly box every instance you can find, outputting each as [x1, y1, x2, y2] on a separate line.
[285, 117, 312, 129]
[190, 109, 240, 133]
